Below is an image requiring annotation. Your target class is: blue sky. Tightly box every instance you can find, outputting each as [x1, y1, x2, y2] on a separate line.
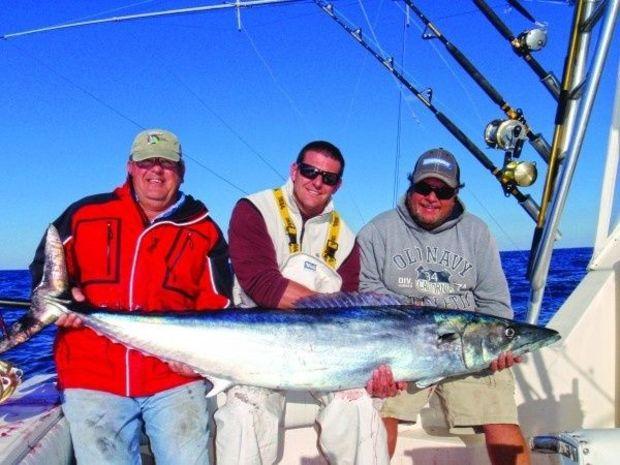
[0, 0, 618, 269]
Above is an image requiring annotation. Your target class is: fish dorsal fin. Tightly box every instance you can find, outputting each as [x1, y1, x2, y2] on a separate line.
[204, 377, 234, 398]
[294, 291, 405, 309]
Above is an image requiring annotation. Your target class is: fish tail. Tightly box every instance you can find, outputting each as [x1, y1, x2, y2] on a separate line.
[0, 225, 70, 355]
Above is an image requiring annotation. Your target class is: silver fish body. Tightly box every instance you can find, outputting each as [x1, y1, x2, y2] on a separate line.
[77, 303, 560, 395]
[0, 225, 561, 398]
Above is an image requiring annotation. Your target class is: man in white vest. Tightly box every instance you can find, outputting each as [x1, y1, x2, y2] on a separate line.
[215, 141, 395, 465]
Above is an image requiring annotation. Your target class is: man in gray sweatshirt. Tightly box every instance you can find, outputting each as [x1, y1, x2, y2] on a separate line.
[357, 148, 530, 465]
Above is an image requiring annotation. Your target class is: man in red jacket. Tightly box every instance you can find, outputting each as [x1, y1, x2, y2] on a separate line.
[29, 129, 232, 465]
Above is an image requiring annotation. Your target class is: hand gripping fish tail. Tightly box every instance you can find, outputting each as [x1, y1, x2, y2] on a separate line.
[0, 225, 561, 404]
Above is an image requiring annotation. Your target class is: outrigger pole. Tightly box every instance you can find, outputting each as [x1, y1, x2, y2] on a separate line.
[472, 0, 561, 101]
[400, 0, 551, 164]
[314, 0, 542, 222]
[0, 0, 298, 40]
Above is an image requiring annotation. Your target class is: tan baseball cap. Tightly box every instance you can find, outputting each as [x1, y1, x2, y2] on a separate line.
[130, 129, 182, 162]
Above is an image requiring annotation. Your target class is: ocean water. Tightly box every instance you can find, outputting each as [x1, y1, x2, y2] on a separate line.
[0, 247, 592, 376]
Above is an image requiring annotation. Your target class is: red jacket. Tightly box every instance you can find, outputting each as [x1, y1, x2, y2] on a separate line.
[30, 182, 232, 396]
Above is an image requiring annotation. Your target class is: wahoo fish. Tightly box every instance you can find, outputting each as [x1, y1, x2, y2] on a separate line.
[0, 225, 560, 399]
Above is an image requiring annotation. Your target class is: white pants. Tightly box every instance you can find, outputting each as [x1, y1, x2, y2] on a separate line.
[214, 385, 389, 465]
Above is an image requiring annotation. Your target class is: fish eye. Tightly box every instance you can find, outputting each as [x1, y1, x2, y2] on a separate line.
[505, 327, 516, 338]
[438, 332, 459, 344]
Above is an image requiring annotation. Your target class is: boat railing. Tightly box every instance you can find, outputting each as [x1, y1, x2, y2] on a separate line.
[526, 0, 619, 324]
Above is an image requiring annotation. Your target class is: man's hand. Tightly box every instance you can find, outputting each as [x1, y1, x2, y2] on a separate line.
[167, 361, 198, 377]
[55, 287, 85, 328]
[366, 364, 407, 398]
[489, 351, 523, 372]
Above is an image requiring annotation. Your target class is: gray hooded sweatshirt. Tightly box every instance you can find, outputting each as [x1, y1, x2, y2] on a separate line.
[357, 195, 512, 318]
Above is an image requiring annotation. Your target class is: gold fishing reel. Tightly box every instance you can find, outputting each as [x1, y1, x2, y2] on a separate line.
[484, 118, 538, 188]
[0, 359, 23, 404]
[500, 159, 537, 187]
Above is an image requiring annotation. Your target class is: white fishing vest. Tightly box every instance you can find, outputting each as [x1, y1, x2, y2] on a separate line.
[233, 179, 356, 307]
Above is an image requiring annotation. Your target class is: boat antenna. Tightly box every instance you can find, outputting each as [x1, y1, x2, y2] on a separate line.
[472, 0, 561, 100]
[315, 0, 542, 223]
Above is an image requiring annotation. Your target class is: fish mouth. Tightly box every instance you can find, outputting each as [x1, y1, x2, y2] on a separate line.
[512, 326, 561, 356]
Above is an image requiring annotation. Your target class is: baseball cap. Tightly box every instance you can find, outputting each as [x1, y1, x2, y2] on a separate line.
[411, 148, 461, 188]
[130, 129, 182, 162]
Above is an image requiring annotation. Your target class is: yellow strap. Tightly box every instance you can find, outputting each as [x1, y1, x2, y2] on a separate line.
[322, 211, 340, 269]
[273, 188, 300, 254]
[273, 188, 341, 267]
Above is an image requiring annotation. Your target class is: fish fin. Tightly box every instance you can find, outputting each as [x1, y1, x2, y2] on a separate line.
[295, 291, 406, 309]
[415, 376, 445, 389]
[205, 377, 233, 398]
[33, 225, 69, 299]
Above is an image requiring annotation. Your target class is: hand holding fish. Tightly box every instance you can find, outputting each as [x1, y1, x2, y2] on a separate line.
[366, 364, 407, 398]
[490, 351, 523, 372]
[55, 287, 85, 328]
[167, 361, 198, 377]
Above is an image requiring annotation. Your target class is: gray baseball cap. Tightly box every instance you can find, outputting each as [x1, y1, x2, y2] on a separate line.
[130, 129, 182, 162]
[411, 148, 461, 188]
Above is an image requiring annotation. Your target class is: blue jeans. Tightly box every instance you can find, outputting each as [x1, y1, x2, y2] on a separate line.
[62, 381, 211, 465]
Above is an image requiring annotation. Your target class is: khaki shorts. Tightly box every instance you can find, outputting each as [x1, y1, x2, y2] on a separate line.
[381, 369, 518, 430]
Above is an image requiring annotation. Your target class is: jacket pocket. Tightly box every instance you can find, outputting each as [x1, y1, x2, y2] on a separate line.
[163, 229, 204, 299]
[74, 218, 121, 285]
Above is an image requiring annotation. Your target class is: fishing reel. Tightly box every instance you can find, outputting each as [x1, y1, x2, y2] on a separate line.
[484, 118, 537, 190]
[484, 118, 528, 152]
[517, 27, 548, 52]
[499, 159, 537, 188]
[0, 360, 23, 404]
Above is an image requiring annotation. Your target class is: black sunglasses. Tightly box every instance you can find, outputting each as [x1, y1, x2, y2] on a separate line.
[297, 162, 341, 186]
[412, 182, 457, 200]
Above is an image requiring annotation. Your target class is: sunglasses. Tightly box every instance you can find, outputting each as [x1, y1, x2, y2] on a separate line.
[412, 182, 457, 200]
[134, 158, 179, 170]
[297, 162, 341, 186]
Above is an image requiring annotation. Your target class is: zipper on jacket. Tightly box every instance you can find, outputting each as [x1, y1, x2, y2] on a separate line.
[106, 222, 113, 275]
[299, 222, 306, 249]
[169, 233, 192, 270]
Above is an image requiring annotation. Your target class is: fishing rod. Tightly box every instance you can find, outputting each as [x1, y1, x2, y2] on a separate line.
[401, 0, 551, 171]
[314, 1, 542, 222]
[0, 299, 30, 308]
[507, 0, 537, 24]
[472, 0, 561, 100]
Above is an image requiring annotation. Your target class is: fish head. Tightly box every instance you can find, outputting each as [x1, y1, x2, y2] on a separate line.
[0, 359, 23, 404]
[461, 314, 561, 370]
